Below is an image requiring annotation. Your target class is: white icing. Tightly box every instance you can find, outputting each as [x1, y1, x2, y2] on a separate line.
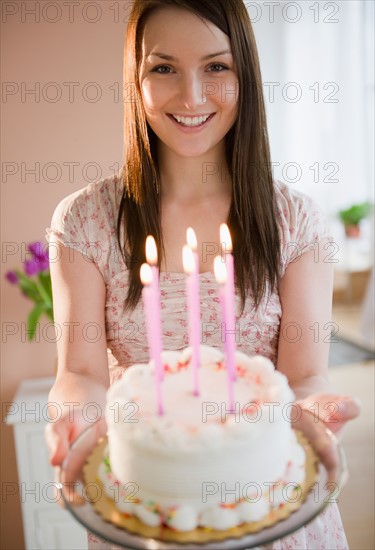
[167, 505, 198, 531]
[199, 506, 239, 530]
[134, 505, 161, 527]
[116, 500, 135, 514]
[104, 345, 304, 530]
[237, 498, 269, 522]
[272, 484, 288, 507]
[179, 344, 224, 366]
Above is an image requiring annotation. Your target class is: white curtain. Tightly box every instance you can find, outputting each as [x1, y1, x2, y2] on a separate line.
[250, 0, 374, 339]
[250, 0, 374, 223]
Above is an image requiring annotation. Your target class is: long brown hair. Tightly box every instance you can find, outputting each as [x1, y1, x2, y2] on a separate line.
[117, 0, 281, 315]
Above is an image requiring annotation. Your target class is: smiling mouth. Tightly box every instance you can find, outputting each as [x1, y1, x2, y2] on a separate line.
[168, 113, 215, 127]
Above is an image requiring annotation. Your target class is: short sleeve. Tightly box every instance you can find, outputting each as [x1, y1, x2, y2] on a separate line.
[45, 175, 124, 282]
[45, 185, 96, 262]
[274, 180, 334, 277]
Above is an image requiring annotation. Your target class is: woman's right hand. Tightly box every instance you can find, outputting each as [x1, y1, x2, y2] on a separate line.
[45, 405, 108, 509]
[44, 406, 95, 508]
[44, 371, 108, 507]
[45, 407, 93, 467]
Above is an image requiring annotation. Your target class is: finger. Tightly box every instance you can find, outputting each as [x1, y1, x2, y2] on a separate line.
[45, 419, 70, 467]
[325, 420, 345, 435]
[45, 421, 60, 458]
[301, 394, 362, 423]
[338, 396, 362, 421]
[328, 397, 362, 425]
[53, 466, 67, 509]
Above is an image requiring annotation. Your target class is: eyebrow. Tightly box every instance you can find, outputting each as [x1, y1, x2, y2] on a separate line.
[146, 50, 232, 61]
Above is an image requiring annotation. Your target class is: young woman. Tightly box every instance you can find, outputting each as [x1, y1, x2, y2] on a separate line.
[45, 1, 360, 548]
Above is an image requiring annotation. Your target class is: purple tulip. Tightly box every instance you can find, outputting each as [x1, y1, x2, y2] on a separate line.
[5, 271, 19, 284]
[28, 241, 42, 255]
[24, 259, 40, 276]
[39, 258, 50, 271]
[39, 248, 50, 262]
[28, 241, 49, 261]
[25, 241, 50, 275]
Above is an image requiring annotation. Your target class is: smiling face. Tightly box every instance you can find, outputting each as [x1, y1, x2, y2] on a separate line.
[138, 7, 239, 159]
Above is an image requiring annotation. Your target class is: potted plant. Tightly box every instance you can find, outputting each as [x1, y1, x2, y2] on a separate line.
[5, 241, 53, 340]
[338, 202, 372, 238]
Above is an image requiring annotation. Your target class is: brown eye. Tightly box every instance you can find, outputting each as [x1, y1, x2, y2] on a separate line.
[152, 65, 173, 74]
[209, 64, 228, 72]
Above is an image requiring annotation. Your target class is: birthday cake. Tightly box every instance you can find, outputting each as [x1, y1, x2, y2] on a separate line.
[96, 345, 309, 534]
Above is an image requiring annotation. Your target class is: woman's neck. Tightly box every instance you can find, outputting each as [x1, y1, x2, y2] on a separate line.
[157, 141, 232, 203]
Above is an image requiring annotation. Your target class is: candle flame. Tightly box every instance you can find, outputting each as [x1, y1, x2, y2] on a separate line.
[186, 227, 198, 251]
[140, 263, 153, 285]
[214, 255, 227, 285]
[220, 223, 232, 253]
[182, 245, 195, 275]
[146, 235, 158, 265]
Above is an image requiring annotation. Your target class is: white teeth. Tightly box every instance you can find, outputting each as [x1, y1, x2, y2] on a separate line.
[172, 114, 211, 126]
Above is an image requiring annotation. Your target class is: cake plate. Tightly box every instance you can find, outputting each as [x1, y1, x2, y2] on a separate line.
[58, 409, 347, 549]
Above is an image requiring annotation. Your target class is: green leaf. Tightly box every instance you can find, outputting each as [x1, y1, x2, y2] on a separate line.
[16, 271, 40, 299]
[38, 271, 52, 293]
[36, 272, 53, 306]
[45, 306, 54, 322]
[27, 303, 47, 341]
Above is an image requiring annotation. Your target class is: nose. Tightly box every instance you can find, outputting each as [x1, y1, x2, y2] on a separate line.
[178, 72, 206, 111]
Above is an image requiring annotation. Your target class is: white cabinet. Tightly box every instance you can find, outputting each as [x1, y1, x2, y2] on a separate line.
[6, 378, 87, 550]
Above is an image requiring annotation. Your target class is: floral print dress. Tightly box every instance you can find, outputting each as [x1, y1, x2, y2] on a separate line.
[46, 174, 348, 549]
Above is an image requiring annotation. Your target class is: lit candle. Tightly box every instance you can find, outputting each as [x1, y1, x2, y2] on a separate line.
[220, 224, 236, 381]
[186, 228, 198, 256]
[183, 233, 200, 396]
[145, 235, 163, 381]
[214, 256, 235, 413]
[146, 235, 159, 290]
[220, 223, 234, 300]
[140, 263, 163, 415]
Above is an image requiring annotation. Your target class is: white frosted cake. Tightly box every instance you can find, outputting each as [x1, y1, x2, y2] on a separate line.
[101, 345, 306, 532]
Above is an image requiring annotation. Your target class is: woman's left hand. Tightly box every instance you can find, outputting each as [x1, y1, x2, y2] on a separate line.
[297, 393, 361, 437]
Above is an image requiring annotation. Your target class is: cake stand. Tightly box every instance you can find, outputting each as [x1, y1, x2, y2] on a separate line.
[58, 409, 347, 549]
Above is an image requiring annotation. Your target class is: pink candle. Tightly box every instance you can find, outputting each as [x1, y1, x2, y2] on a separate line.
[220, 224, 236, 381]
[145, 236, 163, 382]
[183, 234, 200, 396]
[220, 224, 234, 292]
[146, 235, 160, 287]
[140, 263, 163, 416]
[214, 256, 235, 413]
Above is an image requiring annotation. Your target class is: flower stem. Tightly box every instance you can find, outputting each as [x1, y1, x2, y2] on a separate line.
[35, 275, 52, 307]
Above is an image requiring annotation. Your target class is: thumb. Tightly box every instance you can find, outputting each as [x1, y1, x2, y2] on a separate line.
[337, 396, 362, 422]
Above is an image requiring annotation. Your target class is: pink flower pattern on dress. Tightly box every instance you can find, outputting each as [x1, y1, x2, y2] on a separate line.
[46, 175, 347, 550]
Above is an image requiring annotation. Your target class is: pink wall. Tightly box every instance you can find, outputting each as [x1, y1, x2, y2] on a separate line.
[1, 3, 125, 546]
